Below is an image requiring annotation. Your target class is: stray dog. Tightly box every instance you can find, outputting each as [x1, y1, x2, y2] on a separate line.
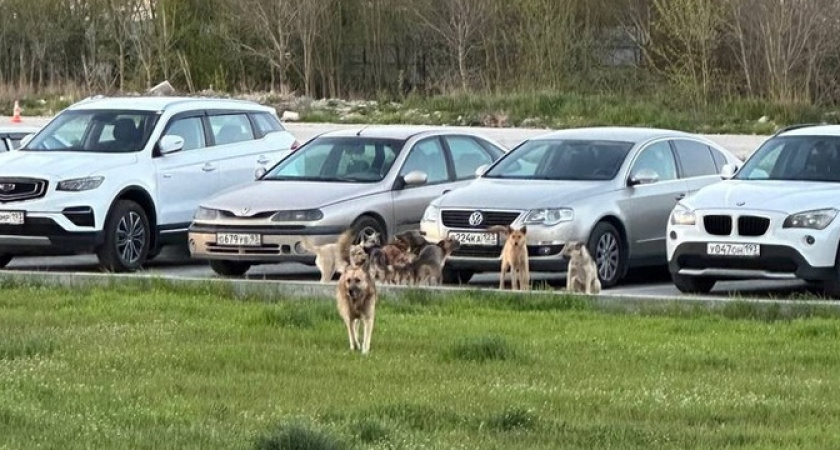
[399, 238, 460, 285]
[488, 225, 530, 291]
[301, 229, 355, 283]
[393, 230, 429, 255]
[348, 243, 368, 268]
[336, 265, 377, 354]
[560, 241, 601, 295]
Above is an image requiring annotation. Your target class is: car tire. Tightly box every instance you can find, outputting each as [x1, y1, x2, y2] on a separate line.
[442, 266, 474, 285]
[209, 260, 252, 277]
[96, 200, 150, 273]
[351, 215, 385, 245]
[672, 273, 716, 294]
[587, 221, 626, 289]
[0, 254, 11, 268]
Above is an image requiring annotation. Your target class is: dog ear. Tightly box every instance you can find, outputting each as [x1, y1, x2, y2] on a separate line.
[520, 225, 527, 234]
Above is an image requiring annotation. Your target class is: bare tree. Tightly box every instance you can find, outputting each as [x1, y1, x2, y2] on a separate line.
[414, 0, 488, 92]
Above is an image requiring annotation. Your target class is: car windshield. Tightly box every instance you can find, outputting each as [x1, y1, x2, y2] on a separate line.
[23, 110, 158, 153]
[737, 136, 840, 182]
[263, 136, 404, 183]
[483, 139, 632, 181]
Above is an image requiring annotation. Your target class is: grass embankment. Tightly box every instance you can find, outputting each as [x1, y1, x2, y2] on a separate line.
[5, 89, 838, 135]
[1, 280, 840, 449]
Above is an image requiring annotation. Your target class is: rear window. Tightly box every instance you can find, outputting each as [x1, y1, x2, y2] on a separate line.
[252, 112, 285, 137]
[673, 140, 718, 178]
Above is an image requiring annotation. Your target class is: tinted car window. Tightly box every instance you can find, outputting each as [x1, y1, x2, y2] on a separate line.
[446, 136, 494, 180]
[252, 113, 284, 137]
[737, 136, 840, 182]
[24, 110, 157, 153]
[264, 137, 403, 182]
[209, 114, 254, 145]
[673, 139, 718, 177]
[401, 138, 449, 184]
[164, 117, 205, 151]
[632, 141, 677, 182]
[486, 139, 631, 181]
[710, 147, 728, 171]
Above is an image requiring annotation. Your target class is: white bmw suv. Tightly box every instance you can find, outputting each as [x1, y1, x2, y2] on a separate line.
[667, 124, 840, 296]
[0, 96, 298, 272]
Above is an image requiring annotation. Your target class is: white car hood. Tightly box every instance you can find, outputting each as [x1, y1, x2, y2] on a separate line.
[687, 180, 840, 213]
[435, 178, 614, 210]
[203, 180, 386, 214]
[0, 151, 137, 179]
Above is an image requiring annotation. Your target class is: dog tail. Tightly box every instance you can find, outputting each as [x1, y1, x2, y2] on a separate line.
[300, 236, 320, 254]
[336, 228, 356, 261]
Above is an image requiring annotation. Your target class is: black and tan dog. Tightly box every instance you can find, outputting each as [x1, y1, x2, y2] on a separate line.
[397, 237, 461, 285]
[336, 264, 377, 354]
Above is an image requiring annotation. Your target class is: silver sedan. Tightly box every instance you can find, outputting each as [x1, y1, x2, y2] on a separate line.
[420, 127, 743, 287]
[188, 126, 506, 276]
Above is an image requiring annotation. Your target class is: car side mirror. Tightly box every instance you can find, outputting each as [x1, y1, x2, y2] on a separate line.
[402, 170, 428, 187]
[255, 167, 267, 180]
[474, 164, 489, 177]
[158, 135, 185, 155]
[720, 163, 738, 179]
[628, 168, 659, 186]
[19, 133, 35, 148]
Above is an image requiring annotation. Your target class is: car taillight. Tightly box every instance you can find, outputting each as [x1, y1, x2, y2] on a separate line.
[290, 140, 301, 151]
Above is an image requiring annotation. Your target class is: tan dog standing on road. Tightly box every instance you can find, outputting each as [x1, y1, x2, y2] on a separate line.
[301, 229, 356, 283]
[336, 265, 377, 354]
[560, 241, 601, 295]
[488, 225, 530, 291]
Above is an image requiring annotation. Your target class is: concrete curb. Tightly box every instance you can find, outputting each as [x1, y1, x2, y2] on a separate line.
[2, 270, 838, 315]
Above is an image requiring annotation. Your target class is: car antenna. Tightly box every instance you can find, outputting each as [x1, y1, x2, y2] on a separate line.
[356, 124, 371, 136]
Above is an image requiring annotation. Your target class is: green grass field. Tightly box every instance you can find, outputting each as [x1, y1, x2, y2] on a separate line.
[2, 281, 840, 449]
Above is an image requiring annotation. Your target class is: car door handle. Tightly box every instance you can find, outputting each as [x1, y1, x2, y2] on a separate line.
[257, 156, 271, 164]
[675, 193, 686, 200]
[202, 163, 217, 172]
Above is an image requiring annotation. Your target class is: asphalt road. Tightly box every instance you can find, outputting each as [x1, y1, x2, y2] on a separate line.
[4, 119, 818, 299]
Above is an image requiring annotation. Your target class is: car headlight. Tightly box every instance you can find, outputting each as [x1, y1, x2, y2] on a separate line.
[56, 176, 104, 191]
[194, 207, 221, 221]
[422, 204, 439, 222]
[670, 206, 696, 226]
[271, 209, 324, 222]
[783, 208, 838, 230]
[523, 208, 574, 226]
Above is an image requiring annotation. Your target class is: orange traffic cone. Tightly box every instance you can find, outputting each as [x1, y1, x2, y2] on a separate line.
[10, 101, 22, 123]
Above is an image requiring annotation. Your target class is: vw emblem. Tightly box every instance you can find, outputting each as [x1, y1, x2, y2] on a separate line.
[0, 183, 15, 192]
[468, 211, 484, 226]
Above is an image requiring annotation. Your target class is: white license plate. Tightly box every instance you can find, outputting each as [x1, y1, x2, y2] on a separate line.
[0, 211, 24, 225]
[449, 231, 498, 246]
[216, 233, 262, 247]
[707, 242, 760, 257]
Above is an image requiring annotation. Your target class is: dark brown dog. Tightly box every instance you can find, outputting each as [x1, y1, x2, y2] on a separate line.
[398, 237, 461, 285]
[336, 265, 377, 354]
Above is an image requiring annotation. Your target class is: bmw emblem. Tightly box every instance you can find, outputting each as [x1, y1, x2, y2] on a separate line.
[468, 211, 484, 226]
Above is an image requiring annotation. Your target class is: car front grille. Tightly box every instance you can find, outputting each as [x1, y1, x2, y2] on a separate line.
[737, 216, 770, 237]
[703, 215, 732, 236]
[441, 210, 521, 229]
[0, 178, 48, 203]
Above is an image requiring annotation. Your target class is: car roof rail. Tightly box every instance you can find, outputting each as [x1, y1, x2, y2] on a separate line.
[772, 123, 826, 136]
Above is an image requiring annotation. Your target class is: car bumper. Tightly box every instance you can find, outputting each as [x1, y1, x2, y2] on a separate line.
[187, 223, 346, 263]
[668, 242, 835, 281]
[0, 217, 103, 255]
[422, 219, 573, 272]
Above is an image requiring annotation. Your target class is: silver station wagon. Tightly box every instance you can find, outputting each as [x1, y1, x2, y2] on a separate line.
[188, 126, 506, 276]
[420, 127, 742, 286]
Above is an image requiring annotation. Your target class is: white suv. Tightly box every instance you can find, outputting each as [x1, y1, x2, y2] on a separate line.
[667, 125, 840, 296]
[0, 96, 298, 272]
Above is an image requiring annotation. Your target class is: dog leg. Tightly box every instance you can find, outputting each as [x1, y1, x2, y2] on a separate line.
[565, 268, 573, 292]
[343, 317, 358, 351]
[499, 260, 509, 290]
[522, 261, 530, 291]
[361, 316, 374, 354]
